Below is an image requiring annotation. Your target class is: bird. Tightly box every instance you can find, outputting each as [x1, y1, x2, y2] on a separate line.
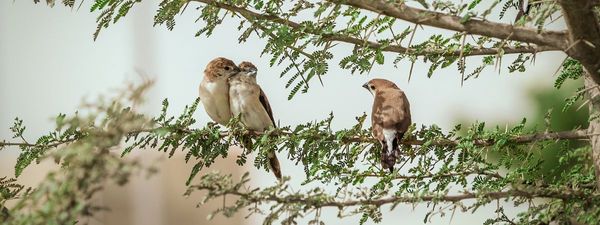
[228, 61, 282, 180]
[363, 78, 411, 173]
[515, 0, 540, 23]
[199, 57, 241, 125]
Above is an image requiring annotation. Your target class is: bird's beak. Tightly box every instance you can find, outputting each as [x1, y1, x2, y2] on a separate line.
[362, 83, 369, 90]
[248, 70, 257, 76]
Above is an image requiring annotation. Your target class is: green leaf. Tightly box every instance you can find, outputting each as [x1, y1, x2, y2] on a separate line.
[186, 162, 204, 185]
[468, 0, 482, 10]
[375, 51, 384, 64]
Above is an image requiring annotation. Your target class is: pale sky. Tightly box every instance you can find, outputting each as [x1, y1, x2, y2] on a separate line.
[0, 1, 566, 225]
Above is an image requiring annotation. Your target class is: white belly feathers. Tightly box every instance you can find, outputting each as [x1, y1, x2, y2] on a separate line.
[382, 128, 397, 152]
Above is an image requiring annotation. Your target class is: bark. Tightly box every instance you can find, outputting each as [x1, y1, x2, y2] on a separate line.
[585, 73, 600, 190]
[563, 1, 600, 221]
[560, 0, 600, 85]
[331, 0, 569, 48]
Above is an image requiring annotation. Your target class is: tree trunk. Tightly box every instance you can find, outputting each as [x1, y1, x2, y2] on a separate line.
[560, 0, 600, 85]
[584, 72, 600, 189]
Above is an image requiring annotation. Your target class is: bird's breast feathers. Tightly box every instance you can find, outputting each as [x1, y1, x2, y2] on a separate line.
[199, 79, 231, 124]
[229, 82, 272, 130]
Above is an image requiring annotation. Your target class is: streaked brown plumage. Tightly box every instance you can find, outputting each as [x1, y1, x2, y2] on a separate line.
[363, 78, 411, 173]
[199, 57, 240, 125]
[229, 61, 282, 180]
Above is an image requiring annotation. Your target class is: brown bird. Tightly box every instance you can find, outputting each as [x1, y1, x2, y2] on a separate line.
[229, 61, 282, 180]
[515, 0, 540, 23]
[363, 78, 411, 173]
[199, 57, 240, 125]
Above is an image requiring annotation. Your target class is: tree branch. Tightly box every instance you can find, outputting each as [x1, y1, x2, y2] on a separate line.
[404, 129, 594, 146]
[191, 185, 593, 209]
[363, 170, 503, 180]
[0, 127, 595, 150]
[330, 0, 569, 49]
[191, 0, 561, 56]
[0, 138, 78, 148]
[324, 34, 561, 56]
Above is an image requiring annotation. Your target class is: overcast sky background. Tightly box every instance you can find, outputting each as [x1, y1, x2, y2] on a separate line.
[0, 1, 566, 225]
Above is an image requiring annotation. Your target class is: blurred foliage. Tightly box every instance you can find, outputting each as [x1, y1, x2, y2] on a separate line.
[0, 81, 156, 225]
[456, 58, 589, 183]
[527, 80, 588, 181]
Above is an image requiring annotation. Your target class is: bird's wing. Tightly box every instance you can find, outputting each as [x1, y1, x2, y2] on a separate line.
[380, 90, 411, 132]
[258, 86, 282, 181]
[398, 91, 412, 132]
[258, 87, 276, 126]
[371, 94, 384, 140]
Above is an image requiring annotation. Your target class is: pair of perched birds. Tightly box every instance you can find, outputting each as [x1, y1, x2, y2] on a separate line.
[198, 57, 411, 180]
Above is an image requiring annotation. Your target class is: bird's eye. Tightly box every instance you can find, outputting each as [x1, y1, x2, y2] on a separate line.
[370, 85, 375, 90]
[224, 66, 231, 71]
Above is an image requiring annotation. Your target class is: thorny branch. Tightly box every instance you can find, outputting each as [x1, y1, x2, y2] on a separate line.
[0, 127, 595, 149]
[329, 0, 569, 49]
[191, 0, 561, 57]
[191, 187, 595, 207]
[187, 171, 599, 214]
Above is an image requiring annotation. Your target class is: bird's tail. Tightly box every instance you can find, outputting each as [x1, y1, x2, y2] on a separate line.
[240, 136, 282, 181]
[382, 132, 406, 173]
[380, 142, 396, 173]
[240, 137, 281, 181]
[390, 132, 405, 161]
[267, 150, 282, 181]
[386, 153, 397, 174]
